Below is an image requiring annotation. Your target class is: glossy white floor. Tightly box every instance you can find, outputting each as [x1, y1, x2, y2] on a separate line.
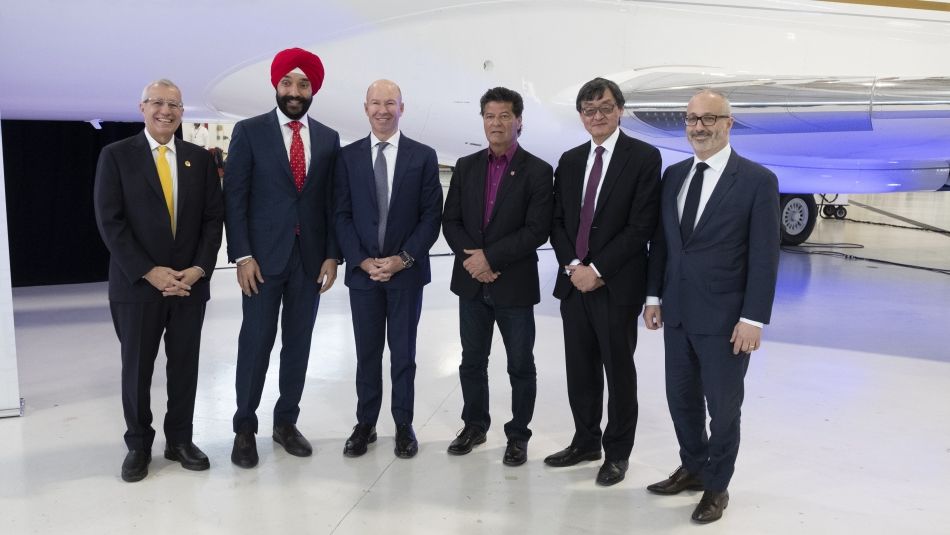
[2, 192, 949, 535]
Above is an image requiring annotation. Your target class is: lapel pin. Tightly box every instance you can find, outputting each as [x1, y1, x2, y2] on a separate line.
[184, 160, 191, 167]
[510, 170, 515, 176]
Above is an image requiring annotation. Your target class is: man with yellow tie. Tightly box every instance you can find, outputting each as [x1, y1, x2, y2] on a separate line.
[94, 79, 224, 482]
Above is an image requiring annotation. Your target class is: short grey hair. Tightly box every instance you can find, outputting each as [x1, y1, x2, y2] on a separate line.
[141, 79, 181, 102]
[694, 88, 731, 115]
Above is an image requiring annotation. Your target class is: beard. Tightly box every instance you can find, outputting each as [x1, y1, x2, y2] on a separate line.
[276, 93, 313, 120]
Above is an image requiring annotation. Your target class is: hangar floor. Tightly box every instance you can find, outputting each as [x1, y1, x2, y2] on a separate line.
[1, 192, 949, 534]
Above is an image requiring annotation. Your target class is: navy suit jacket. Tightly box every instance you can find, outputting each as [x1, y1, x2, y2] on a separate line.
[224, 110, 340, 277]
[334, 133, 443, 290]
[646, 150, 781, 335]
[442, 145, 553, 307]
[94, 132, 224, 303]
[550, 130, 662, 306]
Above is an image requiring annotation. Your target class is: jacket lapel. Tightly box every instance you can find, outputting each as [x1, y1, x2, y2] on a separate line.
[691, 151, 740, 240]
[267, 111, 297, 194]
[485, 147, 524, 227]
[594, 134, 629, 217]
[390, 136, 412, 208]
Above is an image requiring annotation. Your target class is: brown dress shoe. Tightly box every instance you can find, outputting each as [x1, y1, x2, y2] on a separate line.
[692, 490, 729, 524]
[647, 465, 704, 495]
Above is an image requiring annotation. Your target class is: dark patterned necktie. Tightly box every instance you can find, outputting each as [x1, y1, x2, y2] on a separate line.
[680, 162, 709, 243]
[575, 145, 605, 261]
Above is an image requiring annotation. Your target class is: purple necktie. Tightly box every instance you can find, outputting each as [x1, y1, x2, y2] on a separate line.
[575, 146, 605, 261]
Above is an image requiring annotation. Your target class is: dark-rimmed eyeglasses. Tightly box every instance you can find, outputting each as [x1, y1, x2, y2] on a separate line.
[581, 104, 617, 118]
[143, 98, 184, 111]
[685, 114, 730, 126]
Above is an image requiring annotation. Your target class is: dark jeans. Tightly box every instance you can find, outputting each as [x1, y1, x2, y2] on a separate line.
[458, 288, 537, 443]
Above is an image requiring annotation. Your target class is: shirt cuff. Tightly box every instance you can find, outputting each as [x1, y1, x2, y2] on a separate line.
[740, 317, 764, 329]
[589, 263, 602, 278]
[235, 255, 252, 265]
[645, 296, 661, 306]
[193, 266, 206, 277]
[564, 258, 581, 275]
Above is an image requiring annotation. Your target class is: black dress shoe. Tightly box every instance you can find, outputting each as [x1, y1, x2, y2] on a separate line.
[543, 446, 602, 467]
[343, 423, 377, 457]
[447, 425, 487, 456]
[692, 490, 729, 523]
[647, 465, 704, 495]
[273, 423, 313, 457]
[596, 459, 629, 486]
[394, 424, 418, 459]
[164, 442, 210, 471]
[502, 441, 528, 467]
[121, 450, 151, 482]
[231, 430, 258, 469]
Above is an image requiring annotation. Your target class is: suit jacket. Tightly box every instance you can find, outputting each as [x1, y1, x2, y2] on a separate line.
[550, 130, 662, 306]
[442, 145, 553, 307]
[334, 133, 443, 290]
[224, 110, 340, 277]
[94, 132, 224, 303]
[645, 150, 780, 335]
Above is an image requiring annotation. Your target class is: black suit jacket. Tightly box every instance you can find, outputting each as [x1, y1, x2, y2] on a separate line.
[224, 110, 340, 277]
[646, 150, 780, 334]
[334, 133, 443, 290]
[442, 145, 553, 307]
[550, 130, 661, 306]
[94, 132, 224, 303]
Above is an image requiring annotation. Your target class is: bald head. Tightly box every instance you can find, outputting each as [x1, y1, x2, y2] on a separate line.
[365, 79, 404, 140]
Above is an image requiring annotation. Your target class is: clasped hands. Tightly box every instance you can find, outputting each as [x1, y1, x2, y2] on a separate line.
[463, 249, 499, 283]
[361, 256, 404, 283]
[565, 264, 604, 293]
[145, 266, 201, 297]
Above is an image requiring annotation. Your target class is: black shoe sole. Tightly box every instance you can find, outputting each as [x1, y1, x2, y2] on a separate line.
[343, 433, 378, 457]
[647, 482, 704, 495]
[231, 454, 258, 469]
[164, 450, 210, 471]
[447, 434, 487, 456]
[543, 450, 602, 467]
[272, 435, 313, 457]
[395, 444, 418, 458]
[502, 456, 527, 467]
[121, 470, 148, 482]
[596, 474, 626, 486]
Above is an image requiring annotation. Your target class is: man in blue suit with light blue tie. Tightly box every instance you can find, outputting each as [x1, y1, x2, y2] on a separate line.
[334, 79, 443, 459]
[224, 48, 341, 468]
[644, 89, 780, 524]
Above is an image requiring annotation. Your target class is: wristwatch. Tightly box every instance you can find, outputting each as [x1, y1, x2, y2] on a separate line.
[399, 250, 415, 269]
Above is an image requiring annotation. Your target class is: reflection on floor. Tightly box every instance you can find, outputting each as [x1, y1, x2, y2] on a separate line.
[1, 192, 949, 534]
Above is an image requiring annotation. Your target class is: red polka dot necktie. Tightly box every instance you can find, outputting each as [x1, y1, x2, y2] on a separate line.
[289, 120, 306, 192]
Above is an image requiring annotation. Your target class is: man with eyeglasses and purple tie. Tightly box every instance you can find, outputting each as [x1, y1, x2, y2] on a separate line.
[643, 89, 780, 524]
[546, 77, 661, 486]
[94, 79, 224, 482]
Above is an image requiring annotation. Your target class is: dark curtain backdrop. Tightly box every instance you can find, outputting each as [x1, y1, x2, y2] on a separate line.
[1, 120, 154, 286]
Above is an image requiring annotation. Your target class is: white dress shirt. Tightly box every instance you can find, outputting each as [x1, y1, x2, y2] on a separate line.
[143, 129, 178, 231]
[568, 126, 622, 276]
[370, 130, 401, 205]
[275, 108, 311, 173]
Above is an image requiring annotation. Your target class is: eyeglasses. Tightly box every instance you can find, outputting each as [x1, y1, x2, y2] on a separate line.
[685, 114, 730, 126]
[581, 104, 617, 118]
[143, 98, 184, 111]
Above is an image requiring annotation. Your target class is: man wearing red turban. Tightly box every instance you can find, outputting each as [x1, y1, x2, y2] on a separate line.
[224, 47, 341, 469]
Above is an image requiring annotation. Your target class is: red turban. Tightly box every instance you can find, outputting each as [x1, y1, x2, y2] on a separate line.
[270, 48, 325, 93]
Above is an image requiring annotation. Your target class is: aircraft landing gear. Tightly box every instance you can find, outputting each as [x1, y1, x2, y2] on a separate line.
[780, 194, 818, 245]
[818, 194, 849, 220]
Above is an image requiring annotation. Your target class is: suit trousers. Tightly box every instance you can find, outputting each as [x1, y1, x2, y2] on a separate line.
[559, 287, 640, 461]
[233, 239, 320, 433]
[458, 287, 537, 443]
[664, 323, 750, 492]
[110, 299, 206, 451]
[349, 285, 423, 426]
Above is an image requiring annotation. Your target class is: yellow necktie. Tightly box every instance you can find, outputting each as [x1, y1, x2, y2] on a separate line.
[156, 145, 175, 234]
